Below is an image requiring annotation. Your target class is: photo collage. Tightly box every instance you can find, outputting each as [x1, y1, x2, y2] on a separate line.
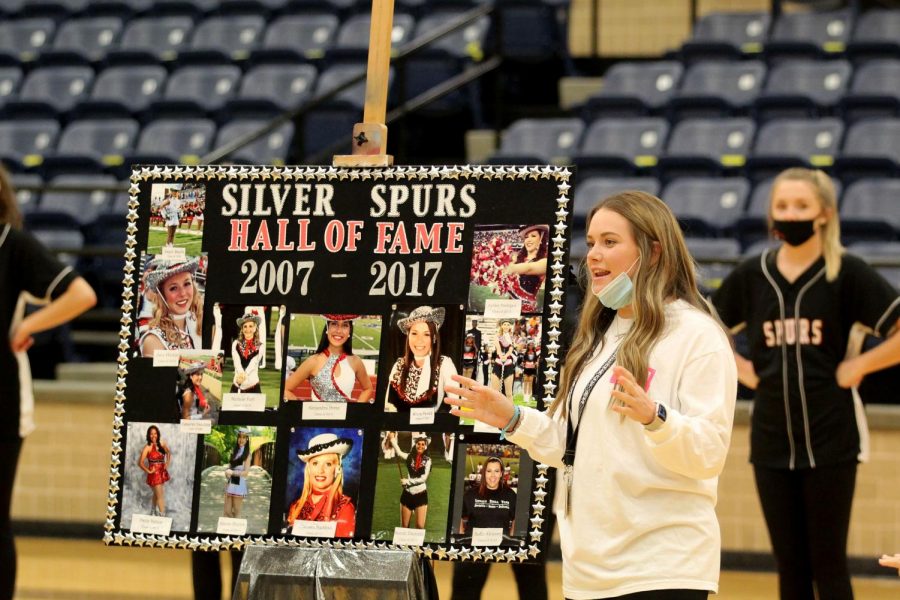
[116, 176, 563, 557]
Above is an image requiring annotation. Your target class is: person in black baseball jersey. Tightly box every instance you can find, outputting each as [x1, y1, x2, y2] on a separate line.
[0, 165, 96, 599]
[713, 168, 900, 600]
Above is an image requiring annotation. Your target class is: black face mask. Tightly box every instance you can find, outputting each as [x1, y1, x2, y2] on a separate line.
[772, 219, 817, 247]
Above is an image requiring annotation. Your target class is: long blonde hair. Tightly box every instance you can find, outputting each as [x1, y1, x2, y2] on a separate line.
[294, 453, 345, 520]
[769, 167, 844, 281]
[551, 191, 711, 417]
[147, 275, 203, 346]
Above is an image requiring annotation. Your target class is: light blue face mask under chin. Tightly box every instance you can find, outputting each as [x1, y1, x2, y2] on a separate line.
[591, 257, 640, 310]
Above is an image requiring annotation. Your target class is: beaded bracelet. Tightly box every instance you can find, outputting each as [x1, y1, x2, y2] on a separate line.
[499, 404, 522, 441]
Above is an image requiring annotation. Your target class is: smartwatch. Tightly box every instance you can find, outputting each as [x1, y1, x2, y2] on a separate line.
[644, 402, 667, 432]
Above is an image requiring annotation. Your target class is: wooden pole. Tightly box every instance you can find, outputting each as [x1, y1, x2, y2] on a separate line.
[333, 0, 395, 167]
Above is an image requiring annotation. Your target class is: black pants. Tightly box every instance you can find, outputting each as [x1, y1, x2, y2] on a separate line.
[754, 463, 857, 600]
[0, 439, 23, 600]
[451, 561, 548, 600]
[192, 549, 244, 600]
[568, 591, 708, 600]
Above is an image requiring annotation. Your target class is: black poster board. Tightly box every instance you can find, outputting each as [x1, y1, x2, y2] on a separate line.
[104, 164, 572, 564]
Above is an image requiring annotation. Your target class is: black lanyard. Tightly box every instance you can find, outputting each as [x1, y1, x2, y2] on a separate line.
[562, 348, 618, 513]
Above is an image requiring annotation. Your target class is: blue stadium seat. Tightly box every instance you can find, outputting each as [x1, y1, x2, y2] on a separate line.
[840, 178, 900, 243]
[0, 18, 56, 65]
[42, 118, 139, 176]
[686, 236, 741, 290]
[36, 174, 119, 227]
[488, 118, 584, 165]
[226, 64, 317, 118]
[214, 119, 295, 165]
[2, 65, 94, 118]
[746, 117, 844, 181]
[656, 117, 755, 180]
[766, 8, 853, 62]
[181, 15, 267, 63]
[680, 11, 770, 62]
[252, 13, 339, 62]
[0, 67, 23, 111]
[0, 118, 59, 171]
[41, 16, 124, 65]
[583, 61, 683, 120]
[152, 64, 242, 118]
[571, 176, 661, 246]
[128, 117, 217, 166]
[573, 117, 669, 179]
[839, 59, 900, 122]
[493, 0, 564, 62]
[753, 59, 851, 121]
[108, 15, 194, 64]
[834, 118, 900, 180]
[401, 10, 490, 117]
[76, 64, 167, 118]
[661, 176, 749, 237]
[668, 60, 766, 120]
[10, 173, 43, 215]
[847, 8, 900, 62]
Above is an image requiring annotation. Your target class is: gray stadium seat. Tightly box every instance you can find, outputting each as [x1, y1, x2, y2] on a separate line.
[110, 15, 194, 63]
[573, 117, 669, 178]
[78, 64, 167, 117]
[754, 59, 852, 121]
[10, 173, 43, 214]
[839, 59, 900, 122]
[840, 178, 900, 242]
[583, 61, 683, 119]
[253, 13, 339, 62]
[4, 65, 94, 117]
[662, 176, 749, 236]
[227, 64, 317, 117]
[834, 118, 900, 180]
[848, 8, 900, 62]
[746, 117, 844, 181]
[37, 174, 119, 226]
[0, 17, 56, 64]
[129, 118, 216, 165]
[43, 118, 139, 175]
[571, 176, 661, 246]
[332, 13, 416, 56]
[680, 11, 770, 62]
[0, 67, 23, 111]
[488, 118, 585, 165]
[44, 16, 123, 64]
[154, 64, 242, 117]
[668, 60, 766, 120]
[657, 117, 755, 179]
[214, 119, 295, 165]
[0, 118, 59, 170]
[183, 15, 266, 62]
[766, 8, 853, 61]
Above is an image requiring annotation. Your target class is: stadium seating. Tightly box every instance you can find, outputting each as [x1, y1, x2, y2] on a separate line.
[680, 11, 770, 62]
[152, 64, 242, 118]
[0, 18, 56, 64]
[76, 64, 167, 118]
[582, 61, 683, 120]
[753, 59, 851, 121]
[573, 117, 669, 179]
[4, 65, 94, 118]
[0, 118, 60, 171]
[127, 117, 217, 166]
[847, 8, 900, 62]
[34, 173, 120, 227]
[745, 117, 844, 181]
[661, 176, 749, 237]
[226, 64, 317, 118]
[571, 176, 661, 243]
[839, 59, 900, 122]
[42, 117, 139, 176]
[840, 178, 900, 242]
[42, 16, 124, 65]
[214, 119, 295, 164]
[108, 15, 195, 64]
[181, 14, 266, 63]
[834, 118, 900, 181]
[10, 173, 43, 215]
[668, 60, 766, 120]
[0, 67, 23, 112]
[488, 117, 584, 165]
[252, 13, 340, 62]
[765, 8, 853, 62]
[656, 117, 755, 180]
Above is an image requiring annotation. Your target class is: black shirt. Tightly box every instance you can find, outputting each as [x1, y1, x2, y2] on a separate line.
[713, 249, 900, 470]
[0, 224, 78, 438]
[462, 485, 517, 532]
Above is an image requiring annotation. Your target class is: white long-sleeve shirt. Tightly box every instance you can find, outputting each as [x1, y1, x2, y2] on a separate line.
[510, 300, 737, 599]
